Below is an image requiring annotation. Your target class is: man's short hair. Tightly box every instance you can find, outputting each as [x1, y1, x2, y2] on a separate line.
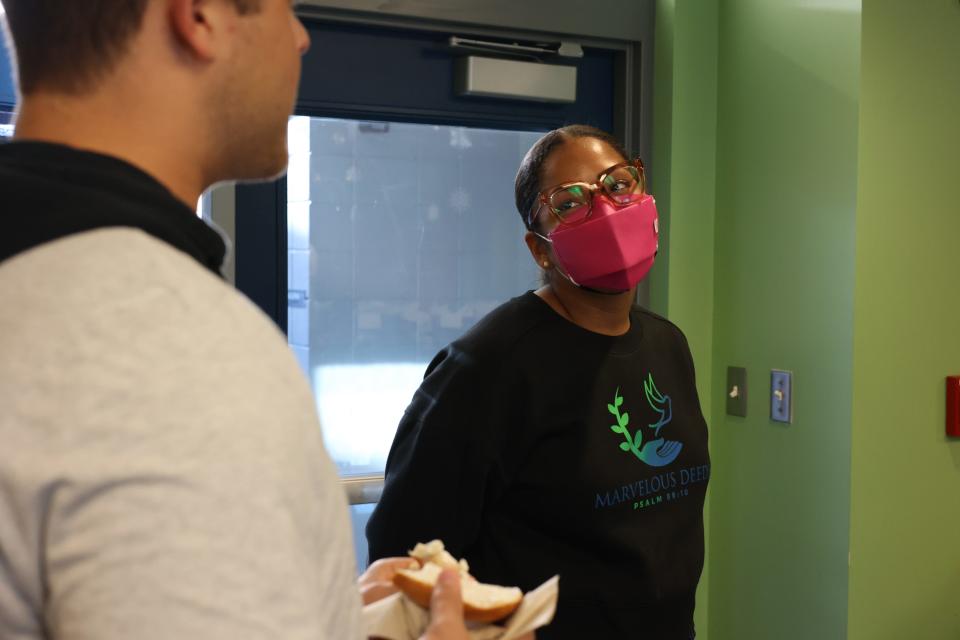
[2, 0, 261, 95]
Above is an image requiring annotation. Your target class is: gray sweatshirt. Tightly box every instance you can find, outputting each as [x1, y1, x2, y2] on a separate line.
[0, 228, 363, 639]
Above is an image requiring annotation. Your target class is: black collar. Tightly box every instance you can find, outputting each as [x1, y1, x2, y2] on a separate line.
[0, 141, 226, 274]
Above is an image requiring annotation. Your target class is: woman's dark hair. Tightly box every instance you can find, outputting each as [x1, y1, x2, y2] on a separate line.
[514, 124, 630, 231]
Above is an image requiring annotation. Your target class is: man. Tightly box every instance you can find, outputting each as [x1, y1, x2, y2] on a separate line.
[0, 1, 470, 638]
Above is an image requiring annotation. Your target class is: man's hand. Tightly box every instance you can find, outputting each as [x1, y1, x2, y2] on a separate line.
[359, 557, 418, 606]
[418, 569, 535, 640]
[419, 569, 470, 640]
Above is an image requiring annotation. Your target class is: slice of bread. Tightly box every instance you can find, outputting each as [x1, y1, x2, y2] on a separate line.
[394, 556, 524, 623]
[409, 540, 469, 573]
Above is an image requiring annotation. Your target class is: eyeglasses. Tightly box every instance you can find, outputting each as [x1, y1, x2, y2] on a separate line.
[529, 158, 646, 228]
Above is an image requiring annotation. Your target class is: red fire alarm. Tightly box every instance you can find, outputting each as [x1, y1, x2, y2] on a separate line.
[948, 376, 960, 437]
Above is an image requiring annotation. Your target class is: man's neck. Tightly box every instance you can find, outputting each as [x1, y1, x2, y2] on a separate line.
[14, 91, 210, 208]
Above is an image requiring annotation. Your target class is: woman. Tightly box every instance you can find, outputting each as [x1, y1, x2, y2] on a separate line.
[367, 125, 709, 639]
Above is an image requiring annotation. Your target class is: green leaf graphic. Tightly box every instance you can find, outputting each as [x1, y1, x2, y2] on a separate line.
[609, 386, 643, 460]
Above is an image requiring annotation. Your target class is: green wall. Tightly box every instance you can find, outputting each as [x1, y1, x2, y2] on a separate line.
[707, 1, 859, 638]
[652, 0, 719, 367]
[848, 2, 960, 638]
[655, 1, 960, 637]
[652, 1, 719, 637]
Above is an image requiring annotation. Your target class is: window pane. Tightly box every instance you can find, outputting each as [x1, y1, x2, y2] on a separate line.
[0, 110, 14, 139]
[349, 503, 375, 572]
[286, 118, 543, 476]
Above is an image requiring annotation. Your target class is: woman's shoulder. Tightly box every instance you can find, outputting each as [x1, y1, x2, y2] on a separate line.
[416, 293, 547, 391]
[458, 290, 551, 345]
[631, 305, 691, 347]
[449, 292, 551, 362]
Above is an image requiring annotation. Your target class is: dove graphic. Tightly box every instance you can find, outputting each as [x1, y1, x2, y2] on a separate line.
[607, 376, 683, 467]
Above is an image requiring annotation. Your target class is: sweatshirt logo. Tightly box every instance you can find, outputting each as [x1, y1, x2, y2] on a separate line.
[607, 374, 683, 467]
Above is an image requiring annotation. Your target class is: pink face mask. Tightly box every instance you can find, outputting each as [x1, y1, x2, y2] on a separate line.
[544, 193, 659, 292]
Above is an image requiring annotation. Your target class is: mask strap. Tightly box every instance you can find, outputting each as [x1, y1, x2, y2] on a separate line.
[533, 232, 577, 286]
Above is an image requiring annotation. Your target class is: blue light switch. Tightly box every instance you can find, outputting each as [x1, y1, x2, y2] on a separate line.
[771, 370, 793, 424]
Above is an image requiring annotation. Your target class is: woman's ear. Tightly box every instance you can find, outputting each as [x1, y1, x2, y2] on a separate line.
[524, 231, 552, 270]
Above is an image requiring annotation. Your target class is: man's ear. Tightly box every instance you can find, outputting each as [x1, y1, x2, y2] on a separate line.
[168, 0, 234, 62]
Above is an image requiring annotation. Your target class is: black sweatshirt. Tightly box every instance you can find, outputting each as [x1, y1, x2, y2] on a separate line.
[0, 141, 225, 272]
[367, 292, 710, 640]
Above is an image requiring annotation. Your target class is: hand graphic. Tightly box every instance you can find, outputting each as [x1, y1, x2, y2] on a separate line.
[638, 437, 683, 467]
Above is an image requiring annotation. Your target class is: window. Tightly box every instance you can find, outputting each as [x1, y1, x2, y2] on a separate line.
[285, 116, 543, 478]
[0, 5, 14, 121]
[0, 111, 13, 139]
[1, 37, 14, 140]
